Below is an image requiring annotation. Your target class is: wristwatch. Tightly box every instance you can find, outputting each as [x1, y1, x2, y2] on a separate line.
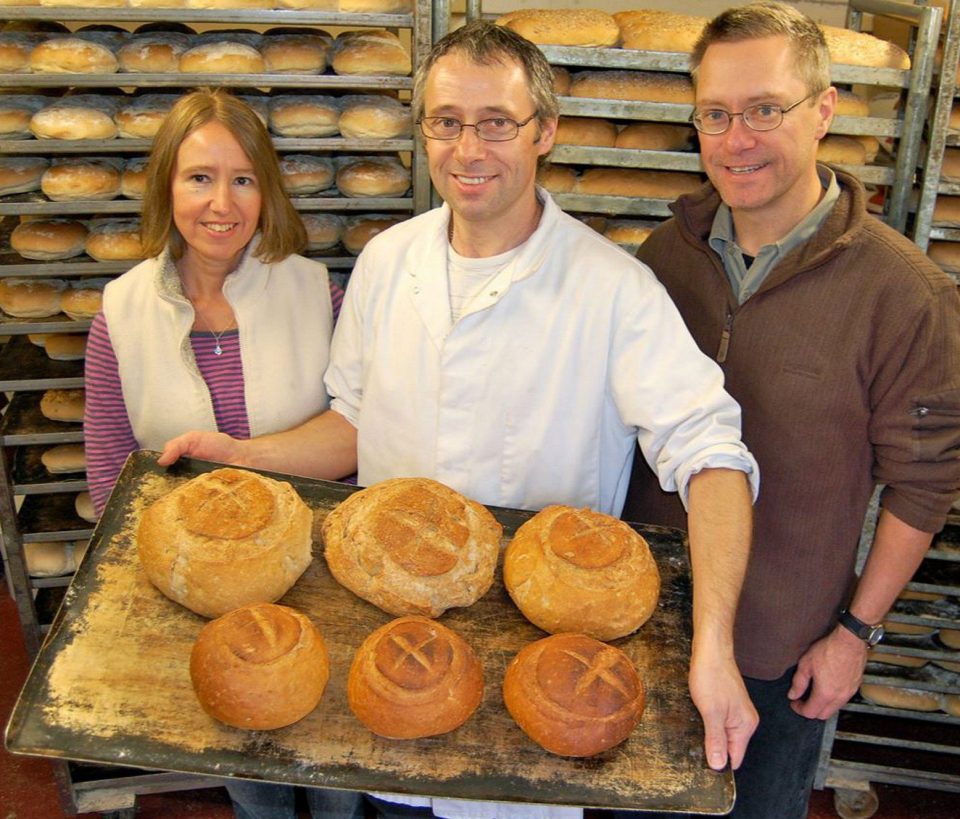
[838, 609, 885, 646]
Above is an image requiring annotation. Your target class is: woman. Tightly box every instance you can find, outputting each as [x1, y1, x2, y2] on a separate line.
[83, 89, 360, 819]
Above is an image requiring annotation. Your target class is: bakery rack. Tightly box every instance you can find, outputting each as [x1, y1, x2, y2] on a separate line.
[0, 2, 435, 815]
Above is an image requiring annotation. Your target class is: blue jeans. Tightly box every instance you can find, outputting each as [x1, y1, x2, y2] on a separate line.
[226, 780, 366, 819]
[600, 666, 826, 819]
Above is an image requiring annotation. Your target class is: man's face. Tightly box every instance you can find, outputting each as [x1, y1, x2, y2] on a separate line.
[421, 51, 556, 233]
[695, 35, 835, 222]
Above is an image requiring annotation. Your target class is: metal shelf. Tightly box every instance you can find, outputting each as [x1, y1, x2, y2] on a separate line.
[0, 335, 84, 391]
[0, 137, 415, 154]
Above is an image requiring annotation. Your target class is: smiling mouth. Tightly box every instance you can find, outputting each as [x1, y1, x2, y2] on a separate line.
[203, 223, 237, 233]
[727, 163, 766, 175]
[455, 174, 492, 185]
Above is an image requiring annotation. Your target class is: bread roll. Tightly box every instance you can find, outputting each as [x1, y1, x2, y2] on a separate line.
[859, 683, 941, 711]
[44, 333, 87, 361]
[118, 32, 191, 73]
[24, 540, 88, 578]
[928, 241, 960, 274]
[121, 156, 149, 199]
[577, 168, 703, 199]
[269, 95, 340, 137]
[898, 590, 945, 602]
[604, 219, 657, 249]
[279, 154, 335, 195]
[342, 214, 405, 254]
[190, 603, 329, 730]
[503, 633, 645, 757]
[347, 615, 483, 739]
[0, 32, 44, 73]
[504, 505, 660, 640]
[943, 694, 960, 717]
[836, 88, 870, 118]
[61, 279, 108, 320]
[552, 66, 571, 96]
[338, 95, 411, 139]
[85, 219, 144, 262]
[116, 94, 178, 139]
[0, 95, 47, 139]
[570, 70, 694, 105]
[30, 36, 118, 74]
[537, 164, 577, 194]
[336, 157, 410, 198]
[933, 195, 960, 227]
[138, 468, 313, 618]
[882, 619, 936, 636]
[0, 156, 48, 196]
[40, 388, 85, 422]
[496, 9, 619, 48]
[75, 491, 97, 523]
[615, 123, 695, 151]
[821, 24, 910, 70]
[260, 33, 328, 74]
[11, 219, 87, 261]
[41, 443, 86, 474]
[322, 477, 502, 618]
[0, 277, 65, 317]
[331, 30, 411, 76]
[866, 649, 927, 668]
[939, 628, 960, 648]
[554, 116, 617, 148]
[817, 134, 867, 166]
[179, 42, 265, 74]
[31, 95, 119, 140]
[614, 10, 707, 53]
[41, 157, 122, 202]
[301, 212, 344, 251]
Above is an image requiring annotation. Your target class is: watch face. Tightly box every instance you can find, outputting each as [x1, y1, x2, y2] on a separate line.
[866, 625, 885, 646]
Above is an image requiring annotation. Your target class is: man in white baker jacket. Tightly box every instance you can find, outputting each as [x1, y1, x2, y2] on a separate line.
[161, 20, 760, 819]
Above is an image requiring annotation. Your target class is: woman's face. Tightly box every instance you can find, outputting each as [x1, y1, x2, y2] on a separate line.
[171, 120, 262, 274]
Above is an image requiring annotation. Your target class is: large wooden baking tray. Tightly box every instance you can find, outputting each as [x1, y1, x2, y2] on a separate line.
[5, 451, 733, 813]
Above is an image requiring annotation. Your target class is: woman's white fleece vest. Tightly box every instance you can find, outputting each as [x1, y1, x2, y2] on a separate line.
[103, 245, 333, 451]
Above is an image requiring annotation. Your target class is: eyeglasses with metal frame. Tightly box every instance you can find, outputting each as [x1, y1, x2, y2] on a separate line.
[691, 92, 818, 135]
[417, 113, 538, 142]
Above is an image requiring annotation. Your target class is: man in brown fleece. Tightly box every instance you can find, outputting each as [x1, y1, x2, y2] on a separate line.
[621, 3, 960, 819]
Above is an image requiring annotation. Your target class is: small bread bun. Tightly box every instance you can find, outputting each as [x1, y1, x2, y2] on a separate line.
[818, 134, 868, 165]
[41, 157, 122, 202]
[85, 219, 144, 262]
[614, 10, 707, 53]
[61, 279, 108, 320]
[40, 388, 85, 423]
[570, 70, 694, 105]
[928, 241, 960, 274]
[260, 33, 328, 74]
[28, 334, 49, 347]
[577, 168, 703, 199]
[882, 619, 936, 636]
[179, 41, 265, 74]
[537, 164, 578, 194]
[348, 615, 483, 739]
[190, 603, 329, 730]
[24, 540, 88, 578]
[11, 219, 88, 261]
[604, 219, 657, 249]
[821, 24, 910, 70]
[41, 442, 86, 474]
[0, 156, 48, 196]
[116, 94, 178, 139]
[331, 30, 411, 76]
[75, 491, 97, 523]
[939, 628, 960, 649]
[279, 154, 335, 195]
[0, 32, 44, 73]
[0, 95, 47, 139]
[118, 32, 191, 73]
[836, 89, 871, 118]
[44, 333, 88, 361]
[496, 9, 619, 48]
[30, 35, 118, 74]
[338, 95, 411, 139]
[866, 649, 928, 668]
[503, 633, 645, 757]
[269, 95, 340, 137]
[322, 477, 502, 618]
[121, 156, 149, 199]
[137, 468, 313, 618]
[504, 505, 660, 640]
[552, 66, 572, 96]
[31, 95, 119, 141]
[336, 157, 410, 198]
[859, 683, 941, 711]
[554, 116, 617, 148]
[0, 277, 66, 318]
[934, 195, 960, 227]
[615, 122, 695, 151]
[301, 212, 344, 251]
[342, 214, 405, 255]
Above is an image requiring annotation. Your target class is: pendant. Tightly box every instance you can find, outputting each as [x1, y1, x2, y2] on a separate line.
[214, 343, 222, 356]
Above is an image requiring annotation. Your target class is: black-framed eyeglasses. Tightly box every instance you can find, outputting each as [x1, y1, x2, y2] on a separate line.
[417, 113, 537, 142]
[691, 92, 818, 135]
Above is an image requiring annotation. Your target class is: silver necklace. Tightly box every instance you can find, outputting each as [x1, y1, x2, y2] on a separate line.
[191, 302, 236, 356]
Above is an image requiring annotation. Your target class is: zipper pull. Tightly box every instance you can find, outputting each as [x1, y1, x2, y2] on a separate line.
[717, 312, 733, 363]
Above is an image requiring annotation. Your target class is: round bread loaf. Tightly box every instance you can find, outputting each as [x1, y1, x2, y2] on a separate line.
[503, 633, 645, 757]
[179, 41, 265, 74]
[836, 88, 871, 118]
[336, 157, 410, 198]
[614, 10, 707, 53]
[301, 212, 344, 251]
[44, 333, 87, 361]
[939, 627, 960, 649]
[11, 219, 88, 261]
[75, 491, 97, 523]
[0, 95, 47, 139]
[116, 94, 178, 139]
[41, 442, 86, 474]
[821, 24, 910, 70]
[118, 32, 191, 73]
[570, 70, 694, 105]
[85, 219, 144, 262]
[190, 603, 329, 730]
[24, 540, 87, 578]
[554, 116, 617, 148]
[137, 467, 313, 618]
[817, 134, 867, 165]
[577, 168, 703, 199]
[28, 333, 49, 347]
[322, 477, 502, 618]
[61, 279, 108, 320]
[0, 156, 48, 195]
[504, 505, 660, 640]
[279, 154, 335, 195]
[338, 95, 411, 139]
[866, 649, 927, 668]
[604, 219, 657, 249]
[347, 615, 483, 739]
[30, 36, 118, 74]
[0, 32, 43, 73]
[0, 277, 65, 317]
[496, 9, 619, 48]
[537, 164, 577, 194]
[927, 241, 960, 274]
[933, 195, 960, 227]
[31, 95, 119, 140]
[269, 95, 340, 137]
[882, 619, 936, 636]
[342, 214, 405, 255]
[260, 33, 328, 74]
[552, 66, 571, 96]
[615, 122, 695, 151]
[331, 30, 411, 76]
[859, 683, 941, 711]
[40, 388, 85, 422]
[121, 156, 149, 199]
[41, 157, 122, 202]
[943, 694, 960, 717]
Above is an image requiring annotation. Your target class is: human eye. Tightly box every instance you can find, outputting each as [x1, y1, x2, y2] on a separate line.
[234, 175, 257, 187]
[750, 103, 781, 121]
[700, 109, 728, 124]
[189, 173, 210, 184]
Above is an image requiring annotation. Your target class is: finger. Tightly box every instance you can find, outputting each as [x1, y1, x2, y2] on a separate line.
[726, 721, 755, 770]
[787, 665, 811, 701]
[156, 437, 189, 466]
[702, 714, 729, 771]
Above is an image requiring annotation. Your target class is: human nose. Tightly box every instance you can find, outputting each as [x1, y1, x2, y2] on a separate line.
[453, 124, 487, 161]
[721, 114, 758, 150]
[209, 178, 231, 212]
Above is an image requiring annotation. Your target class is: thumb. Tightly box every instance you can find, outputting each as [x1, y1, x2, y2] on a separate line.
[787, 664, 811, 702]
[702, 715, 729, 771]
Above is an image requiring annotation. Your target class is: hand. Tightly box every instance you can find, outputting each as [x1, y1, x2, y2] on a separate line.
[788, 626, 867, 720]
[689, 650, 758, 771]
[157, 431, 246, 468]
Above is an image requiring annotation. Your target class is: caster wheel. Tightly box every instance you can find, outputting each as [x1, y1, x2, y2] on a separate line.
[833, 785, 879, 819]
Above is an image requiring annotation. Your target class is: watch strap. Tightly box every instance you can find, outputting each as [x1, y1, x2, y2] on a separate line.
[838, 609, 884, 646]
